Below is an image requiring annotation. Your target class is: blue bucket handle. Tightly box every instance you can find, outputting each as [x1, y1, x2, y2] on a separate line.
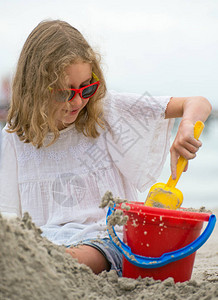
[106, 206, 216, 268]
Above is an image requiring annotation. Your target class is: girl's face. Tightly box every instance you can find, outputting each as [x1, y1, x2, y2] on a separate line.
[54, 62, 92, 130]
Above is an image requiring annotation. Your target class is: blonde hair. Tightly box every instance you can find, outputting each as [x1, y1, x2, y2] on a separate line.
[7, 19, 106, 148]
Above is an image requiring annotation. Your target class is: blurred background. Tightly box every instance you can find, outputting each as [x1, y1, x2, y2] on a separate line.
[0, 0, 217, 208]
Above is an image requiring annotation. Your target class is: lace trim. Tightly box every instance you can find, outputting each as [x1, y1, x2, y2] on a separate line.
[69, 139, 92, 160]
[47, 150, 68, 161]
[17, 145, 44, 165]
[17, 131, 92, 166]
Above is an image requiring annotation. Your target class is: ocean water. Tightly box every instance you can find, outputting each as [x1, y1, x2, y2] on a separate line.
[138, 117, 218, 209]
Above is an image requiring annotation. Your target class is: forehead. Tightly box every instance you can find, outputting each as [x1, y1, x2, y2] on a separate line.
[65, 63, 92, 85]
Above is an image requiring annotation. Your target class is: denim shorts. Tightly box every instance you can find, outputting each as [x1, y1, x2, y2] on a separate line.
[67, 238, 123, 277]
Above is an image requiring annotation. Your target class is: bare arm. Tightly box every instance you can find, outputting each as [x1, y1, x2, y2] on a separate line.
[165, 96, 212, 179]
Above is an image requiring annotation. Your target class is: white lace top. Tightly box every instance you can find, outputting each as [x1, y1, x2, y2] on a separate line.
[0, 90, 174, 245]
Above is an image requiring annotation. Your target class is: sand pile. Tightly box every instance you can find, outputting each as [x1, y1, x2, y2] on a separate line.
[0, 212, 218, 300]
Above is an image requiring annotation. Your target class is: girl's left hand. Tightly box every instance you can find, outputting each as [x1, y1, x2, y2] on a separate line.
[170, 119, 202, 179]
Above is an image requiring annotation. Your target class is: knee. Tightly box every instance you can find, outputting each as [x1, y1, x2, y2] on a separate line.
[65, 245, 110, 275]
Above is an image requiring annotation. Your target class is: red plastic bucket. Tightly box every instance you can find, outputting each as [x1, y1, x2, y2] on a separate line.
[118, 202, 214, 282]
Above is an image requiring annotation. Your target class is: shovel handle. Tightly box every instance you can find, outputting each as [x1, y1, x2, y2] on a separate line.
[167, 121, 204, 188]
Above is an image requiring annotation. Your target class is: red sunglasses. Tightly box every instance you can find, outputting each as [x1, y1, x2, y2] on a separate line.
[49, 72, 100, 102]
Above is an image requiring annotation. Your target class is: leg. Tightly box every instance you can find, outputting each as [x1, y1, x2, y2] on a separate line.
[66, 245, 111, 274]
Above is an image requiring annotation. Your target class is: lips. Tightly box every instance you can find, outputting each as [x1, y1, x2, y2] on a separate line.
[70, 109, 79, 115]
[63, 108, 79, 114]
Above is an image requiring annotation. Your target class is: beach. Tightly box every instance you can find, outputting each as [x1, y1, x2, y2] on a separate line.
[192, 208, 218, 283]
[0, 208, 217, 300]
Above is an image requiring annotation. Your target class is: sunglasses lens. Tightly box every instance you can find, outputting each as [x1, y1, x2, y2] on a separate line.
[68, 90, 75, 101]
[82, 83, 98, 99]
[54, 90, 75, 102]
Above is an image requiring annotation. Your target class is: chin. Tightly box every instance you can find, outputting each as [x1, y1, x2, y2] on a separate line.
[64, 116, 77, 124]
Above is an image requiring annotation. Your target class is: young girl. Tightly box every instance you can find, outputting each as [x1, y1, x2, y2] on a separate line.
[0, 20, 212, 276]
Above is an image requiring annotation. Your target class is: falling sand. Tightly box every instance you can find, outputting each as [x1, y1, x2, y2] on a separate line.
[0, 201, 218, 299]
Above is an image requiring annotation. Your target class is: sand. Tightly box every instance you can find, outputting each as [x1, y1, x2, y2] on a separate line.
[0, 209, 218, 300]
[192, 208, 218, 284]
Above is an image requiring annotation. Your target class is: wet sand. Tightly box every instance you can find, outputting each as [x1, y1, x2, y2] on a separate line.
[0, 209, 217, 300]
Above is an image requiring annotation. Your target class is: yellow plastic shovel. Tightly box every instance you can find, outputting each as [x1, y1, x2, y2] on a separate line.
[144, 121, 204, 209]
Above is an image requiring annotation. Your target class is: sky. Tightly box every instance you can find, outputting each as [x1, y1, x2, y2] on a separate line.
[0, 0, 217, 108]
